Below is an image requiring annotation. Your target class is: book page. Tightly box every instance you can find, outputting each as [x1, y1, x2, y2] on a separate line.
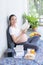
[21, 21, 30, 31]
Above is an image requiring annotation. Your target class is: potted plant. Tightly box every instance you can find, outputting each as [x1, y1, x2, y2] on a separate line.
[23, 13, 39, 31]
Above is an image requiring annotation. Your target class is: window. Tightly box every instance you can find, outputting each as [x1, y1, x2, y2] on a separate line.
[28, 0, 43, 23]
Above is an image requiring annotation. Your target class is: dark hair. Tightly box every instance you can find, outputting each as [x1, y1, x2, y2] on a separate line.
[9, 14, 16, 21]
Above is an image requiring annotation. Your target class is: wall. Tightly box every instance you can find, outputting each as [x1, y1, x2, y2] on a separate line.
[0, 0, 28, 57]
[0, 0, 7, 57]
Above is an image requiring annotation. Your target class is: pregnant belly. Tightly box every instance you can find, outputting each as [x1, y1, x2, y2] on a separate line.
[19, 34, 28, 42]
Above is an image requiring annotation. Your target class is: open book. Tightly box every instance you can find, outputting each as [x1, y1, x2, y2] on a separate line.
[21, 20, 30, 31]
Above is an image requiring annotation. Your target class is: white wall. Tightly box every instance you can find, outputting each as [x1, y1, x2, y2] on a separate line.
[0, 0, 7, 57]
[0, 0, 28, 57]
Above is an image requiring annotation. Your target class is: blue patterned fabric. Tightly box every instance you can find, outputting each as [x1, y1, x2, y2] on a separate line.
[0, 40, 43, 65]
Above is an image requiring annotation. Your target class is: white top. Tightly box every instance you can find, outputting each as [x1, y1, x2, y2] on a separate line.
[9, 26, 21, 36]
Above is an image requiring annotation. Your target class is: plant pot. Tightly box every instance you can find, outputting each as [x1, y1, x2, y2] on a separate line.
[32, 27, 37, 31]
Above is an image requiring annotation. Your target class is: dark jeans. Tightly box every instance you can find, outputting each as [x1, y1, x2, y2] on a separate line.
[16, 36, 39, 51]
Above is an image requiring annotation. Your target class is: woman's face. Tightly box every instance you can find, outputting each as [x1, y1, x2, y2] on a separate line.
[10, 16, 17, 26]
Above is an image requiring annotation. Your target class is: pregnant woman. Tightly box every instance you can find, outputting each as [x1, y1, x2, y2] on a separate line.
[9, 14, 39, 51]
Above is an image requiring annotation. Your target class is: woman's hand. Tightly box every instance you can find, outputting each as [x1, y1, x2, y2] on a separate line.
[21, 29, 27, 34]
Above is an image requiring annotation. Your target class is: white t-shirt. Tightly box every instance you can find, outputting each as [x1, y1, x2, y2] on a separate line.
[9, 26, 21, 36]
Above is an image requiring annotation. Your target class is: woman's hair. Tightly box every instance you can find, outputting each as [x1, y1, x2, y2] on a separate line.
[9, 14, 16, 21]
[9, 14, 16, 26]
